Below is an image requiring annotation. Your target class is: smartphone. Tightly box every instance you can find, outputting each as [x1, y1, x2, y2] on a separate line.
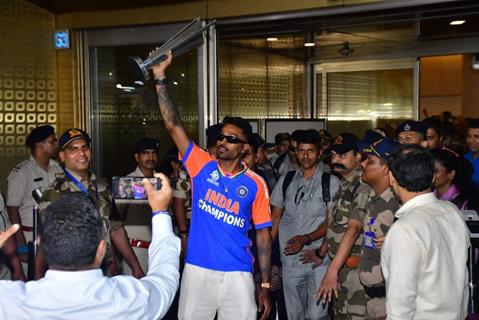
[112, 176, 162, 200]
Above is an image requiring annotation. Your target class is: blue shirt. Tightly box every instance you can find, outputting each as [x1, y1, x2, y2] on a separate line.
[181, 142, 272, 272]
[465, 152, 479, 187]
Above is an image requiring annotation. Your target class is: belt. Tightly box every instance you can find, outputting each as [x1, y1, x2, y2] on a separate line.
[363, 285, 386, 298]
[130, 238, 150, 249]
[21, 225, 33, 232]
[345, 255, 360, 269]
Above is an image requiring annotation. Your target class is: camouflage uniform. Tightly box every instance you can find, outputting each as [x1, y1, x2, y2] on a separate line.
[173, 166, 192, 221]
[40, 170, 123, 269]
[359, 187, 399, 320]
[326, 168, 371, 319]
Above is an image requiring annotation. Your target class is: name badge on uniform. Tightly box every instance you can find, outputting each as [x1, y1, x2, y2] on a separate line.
[364, 231, 376, 249]
[34, 177, 43, 182]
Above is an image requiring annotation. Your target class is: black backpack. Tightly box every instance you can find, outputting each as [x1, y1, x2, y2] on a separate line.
[282, 170, 331, 206]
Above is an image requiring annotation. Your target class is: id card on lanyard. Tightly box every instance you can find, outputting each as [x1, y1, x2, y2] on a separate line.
[64, 170, 99, 202]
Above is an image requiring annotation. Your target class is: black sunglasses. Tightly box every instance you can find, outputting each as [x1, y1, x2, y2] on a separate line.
[216, 134, 247, 144]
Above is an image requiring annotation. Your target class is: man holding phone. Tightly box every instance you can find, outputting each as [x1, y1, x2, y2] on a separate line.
[120, 137, 161, 275]
[36, 128, 144, 279]
[152, 51, 272, 320]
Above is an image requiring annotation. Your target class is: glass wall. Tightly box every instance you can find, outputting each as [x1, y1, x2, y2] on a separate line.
[91, 44, 198, 180]
[316, 62, 415, 137]
[218, 40, 306, 120]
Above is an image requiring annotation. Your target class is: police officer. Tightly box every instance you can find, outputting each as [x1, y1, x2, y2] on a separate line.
[120, 137, 160, 275]
[36, 128, 144, 279]
[396, 120, 426, 146]
[6, 125, 63, 271]
[316, 133, 372, 319]
[359, 138, 400, 319]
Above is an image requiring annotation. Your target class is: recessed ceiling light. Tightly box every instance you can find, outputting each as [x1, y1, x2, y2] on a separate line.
[450, 20, 466, 25]
[304, 42, 315, 47]
[266, 37, 278, 42]
[383, 103, 394, 107]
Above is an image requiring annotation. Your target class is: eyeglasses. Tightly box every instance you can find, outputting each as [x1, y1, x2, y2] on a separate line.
[289, 146, 297, 152]
[216, 134, 247, 144]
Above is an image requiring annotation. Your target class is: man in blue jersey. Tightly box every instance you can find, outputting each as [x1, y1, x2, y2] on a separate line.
[151, 50, 272, 320]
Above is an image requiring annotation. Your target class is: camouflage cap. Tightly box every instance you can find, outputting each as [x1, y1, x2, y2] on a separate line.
[59, 128, 91, 150]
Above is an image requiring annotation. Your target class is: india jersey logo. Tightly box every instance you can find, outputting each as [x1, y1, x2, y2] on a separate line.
[207, 170, 220, 186]
[236, 186, 248, 198]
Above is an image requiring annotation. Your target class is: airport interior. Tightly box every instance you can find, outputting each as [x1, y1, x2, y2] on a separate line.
[1, 0, 479, 318]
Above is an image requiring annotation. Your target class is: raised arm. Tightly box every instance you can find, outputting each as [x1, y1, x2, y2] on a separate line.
[150, 50, 190, 155]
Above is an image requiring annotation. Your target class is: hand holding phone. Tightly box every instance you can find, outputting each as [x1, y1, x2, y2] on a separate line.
[112, 176, 162, 200]
[143, 173, 172, 212]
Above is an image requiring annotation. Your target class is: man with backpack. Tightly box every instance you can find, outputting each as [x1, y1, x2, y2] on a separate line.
[271, 129, 340, 320]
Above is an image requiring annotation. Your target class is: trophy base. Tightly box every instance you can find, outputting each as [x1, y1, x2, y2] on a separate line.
[129, 56, 149, 83]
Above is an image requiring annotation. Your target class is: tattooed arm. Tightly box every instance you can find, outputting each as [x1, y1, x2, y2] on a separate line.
[151, 50, 190, 155]
[256, 227, 272, 320]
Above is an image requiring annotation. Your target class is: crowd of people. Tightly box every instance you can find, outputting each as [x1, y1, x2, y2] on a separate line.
[0, 51, 476, 319]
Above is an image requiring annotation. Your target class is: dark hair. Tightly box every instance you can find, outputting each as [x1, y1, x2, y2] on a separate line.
[422, 117, 444, 137]
[431, 148, 479, 210]
[389, 144, 434, 192]
[297, 129, 321, 148]
[39, 193, 105, 270]
[291, 130, 304, 142]
[222, 116, 253, 143]
[274, 132, 290, 145]
[249, 133, 265, 154]
[467, 118, 479, 129]
[440, 133, 467, 157]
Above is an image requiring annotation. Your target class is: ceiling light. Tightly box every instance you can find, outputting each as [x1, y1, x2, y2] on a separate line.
[304, 42, 315, 47]
[450, 20, 466, 25]
[383, 103, 394, 107]
[266, 37, 278, 42]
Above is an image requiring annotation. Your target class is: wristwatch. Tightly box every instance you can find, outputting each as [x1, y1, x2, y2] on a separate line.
[261, 282, 271, 289]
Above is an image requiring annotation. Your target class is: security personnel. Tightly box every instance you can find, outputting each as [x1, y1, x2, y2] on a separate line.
[36, 128, 144, 279]
[120, 137, 160, 275]
[359, 138, 400, 319]
[316, 133, 372, 319]
[6, 125, 62, 272]
[396, 120, 426, 146]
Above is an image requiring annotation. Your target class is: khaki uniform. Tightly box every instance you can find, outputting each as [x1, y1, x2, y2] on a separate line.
[359, 188, 398, 320]
[40, 170, 122, 270]
[173, 167, 192, 221]
[327, 168, 371, 319]
[118, 167, 155, 275]
[7, 157, 63, 237]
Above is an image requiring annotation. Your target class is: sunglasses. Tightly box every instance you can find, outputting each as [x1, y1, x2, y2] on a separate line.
[216, 134, 247, 144]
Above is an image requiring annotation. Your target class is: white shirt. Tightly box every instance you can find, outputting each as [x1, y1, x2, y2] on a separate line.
[0, 214, 180, 320]
[381, 192, 470, 320]
[7, 156, 63, 227]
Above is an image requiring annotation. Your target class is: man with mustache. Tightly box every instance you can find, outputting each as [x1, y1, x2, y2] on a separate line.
[316, 133, 372, 319]
[120, 137, 161, 275]
[36, 128, 144, 279]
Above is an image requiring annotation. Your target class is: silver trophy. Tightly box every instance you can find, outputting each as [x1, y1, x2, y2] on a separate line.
[129, 17, 215, 82]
